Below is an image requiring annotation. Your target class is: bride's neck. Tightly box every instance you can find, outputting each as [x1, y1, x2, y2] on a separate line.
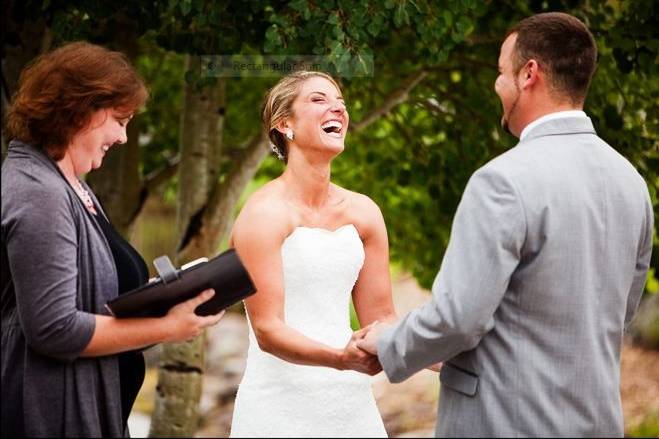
[281, 153, 331, 208]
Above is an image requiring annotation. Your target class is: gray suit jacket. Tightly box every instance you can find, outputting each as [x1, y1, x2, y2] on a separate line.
[377, 117, 654, 437]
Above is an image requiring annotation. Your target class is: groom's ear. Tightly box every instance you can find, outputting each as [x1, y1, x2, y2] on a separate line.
[520, 59, 540, 90]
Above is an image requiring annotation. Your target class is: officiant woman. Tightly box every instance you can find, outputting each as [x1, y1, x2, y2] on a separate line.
[1, 41, 225, 437]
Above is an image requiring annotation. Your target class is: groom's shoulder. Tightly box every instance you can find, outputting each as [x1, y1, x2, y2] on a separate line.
[476, 141, 540, 180]
[474, 148, 521, 179]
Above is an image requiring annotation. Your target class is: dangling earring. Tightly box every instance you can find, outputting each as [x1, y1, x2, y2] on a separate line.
[286, 128, 294, 141]
[270, 142, 285, 161]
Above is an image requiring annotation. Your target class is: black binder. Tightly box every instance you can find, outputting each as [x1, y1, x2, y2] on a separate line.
[105, 249, 255, 318]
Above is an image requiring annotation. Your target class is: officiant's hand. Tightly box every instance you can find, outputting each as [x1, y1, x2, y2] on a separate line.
[427, 362, 443, 372]
[340, 324, 382, 375]
[164, 288, 226, 342]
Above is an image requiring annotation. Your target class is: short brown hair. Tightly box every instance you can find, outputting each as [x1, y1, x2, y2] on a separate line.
[506, 12, 597, 104]
[6, 41, 148, 160]
[262, 71, 341, 163]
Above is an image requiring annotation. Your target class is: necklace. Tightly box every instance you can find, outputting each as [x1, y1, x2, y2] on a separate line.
[71, 178, 96, 213]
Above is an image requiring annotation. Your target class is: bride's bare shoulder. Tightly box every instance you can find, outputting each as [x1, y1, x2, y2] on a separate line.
[232, 180, 292, 242]
[332, 184, 382, 216]
[331, 184, 385, 238]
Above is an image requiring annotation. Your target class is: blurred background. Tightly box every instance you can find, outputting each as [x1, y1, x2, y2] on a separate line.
[3, 0, 657, 437]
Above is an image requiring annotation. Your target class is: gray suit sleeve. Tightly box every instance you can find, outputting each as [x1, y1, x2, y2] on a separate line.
[378, 165, 525, 382]
[624, 188, 654, 329]
[4, 185, 95, 362]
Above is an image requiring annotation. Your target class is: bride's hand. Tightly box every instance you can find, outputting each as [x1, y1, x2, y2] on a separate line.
[340, 342, 382, 375]
[339, 324, 382, 376]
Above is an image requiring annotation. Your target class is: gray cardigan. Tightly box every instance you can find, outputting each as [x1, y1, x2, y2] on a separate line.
[1, 140, 125, 437]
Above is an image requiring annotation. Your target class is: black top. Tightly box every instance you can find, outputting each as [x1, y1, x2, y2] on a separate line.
[95, 211, 149, 428]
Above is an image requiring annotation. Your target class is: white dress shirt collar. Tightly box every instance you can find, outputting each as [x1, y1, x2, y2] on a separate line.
[520, 110, 588, 141]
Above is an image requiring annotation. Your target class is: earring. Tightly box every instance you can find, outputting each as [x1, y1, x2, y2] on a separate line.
[270, 142, 285, 161]
[286, 128, 294, 141]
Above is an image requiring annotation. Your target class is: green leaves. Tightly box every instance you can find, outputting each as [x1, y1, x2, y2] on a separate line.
[264, 25, 283, 53]
[25, 0, 656, 290]
[180, 0, 191, 16]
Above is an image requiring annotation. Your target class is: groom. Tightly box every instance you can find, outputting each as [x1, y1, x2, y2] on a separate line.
[358, 12, 653, 437]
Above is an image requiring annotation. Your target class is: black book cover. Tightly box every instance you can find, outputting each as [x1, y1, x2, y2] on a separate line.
[106, 249, 255, 318]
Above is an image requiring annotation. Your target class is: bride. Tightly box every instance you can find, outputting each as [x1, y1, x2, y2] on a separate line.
[228, 71, 395, 437]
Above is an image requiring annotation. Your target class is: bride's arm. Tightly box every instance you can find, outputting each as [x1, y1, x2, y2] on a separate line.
[350, 194, 397, 326]
[231, 199, 379, 375]
[350, 194, 442, 372]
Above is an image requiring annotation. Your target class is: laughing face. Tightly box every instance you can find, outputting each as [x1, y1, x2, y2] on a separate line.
[286, 76, 349, 158]
[68, 108, 131, 174]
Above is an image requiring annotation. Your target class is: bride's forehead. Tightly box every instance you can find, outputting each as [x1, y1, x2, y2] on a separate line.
[299, 77, 340, 96]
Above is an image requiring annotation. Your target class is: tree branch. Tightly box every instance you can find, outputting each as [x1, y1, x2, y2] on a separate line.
[350, 69, 428, 132]
[144, 154, 181, 195]
[205, 130, 268, 228]
[177, 131, 269, 261]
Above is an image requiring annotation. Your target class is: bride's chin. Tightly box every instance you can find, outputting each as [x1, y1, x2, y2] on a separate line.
[324, 141, 344, 154]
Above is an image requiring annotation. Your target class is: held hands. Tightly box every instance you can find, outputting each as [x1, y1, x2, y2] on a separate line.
[355, 321, 443, 374]
[355, 320, 390, 355]
[340, 323, 382, 376]
[163, 288, 226, 343]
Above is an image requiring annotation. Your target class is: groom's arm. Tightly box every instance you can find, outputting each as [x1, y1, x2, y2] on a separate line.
[624, 187, 654, 329]
[377, 164, 526, 383]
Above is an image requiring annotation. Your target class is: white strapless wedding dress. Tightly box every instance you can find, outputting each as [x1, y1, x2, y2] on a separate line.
[230, 224, 388, 438]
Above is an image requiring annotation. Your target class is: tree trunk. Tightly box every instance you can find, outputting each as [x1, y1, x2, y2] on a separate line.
[148, 337, 206, 437]
[86, 21, 143, 237]
[175, 57, 215, 249]
[177, 132, 268, 262]
[149, 60, 229, 438]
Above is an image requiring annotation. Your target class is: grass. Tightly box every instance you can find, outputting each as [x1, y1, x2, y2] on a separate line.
[627, 411, 659, 438]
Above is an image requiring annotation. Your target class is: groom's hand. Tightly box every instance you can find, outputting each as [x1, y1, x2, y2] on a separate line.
[356, 320, 391, 355]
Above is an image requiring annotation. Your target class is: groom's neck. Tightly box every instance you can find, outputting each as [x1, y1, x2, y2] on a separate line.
[515, 90, 583, 138]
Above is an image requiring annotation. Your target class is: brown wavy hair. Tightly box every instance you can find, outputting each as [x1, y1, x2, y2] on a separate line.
[6, 41, 148, 160]
[506, 12, 597, 105]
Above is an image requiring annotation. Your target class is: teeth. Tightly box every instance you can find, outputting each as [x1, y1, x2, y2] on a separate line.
[321, 120, 343, 130]
[102, 145, 110, 152]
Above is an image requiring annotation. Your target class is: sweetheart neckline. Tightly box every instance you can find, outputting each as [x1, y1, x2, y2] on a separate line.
[284, 223, 359, 244]
[294, 223, 356, 233]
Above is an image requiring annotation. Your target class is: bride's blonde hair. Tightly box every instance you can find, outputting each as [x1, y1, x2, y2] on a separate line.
[262, 71, 341, 163]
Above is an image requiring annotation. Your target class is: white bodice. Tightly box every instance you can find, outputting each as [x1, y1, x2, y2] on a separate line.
[241, 224, 366, 387]
[275, 224, 365, 347]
